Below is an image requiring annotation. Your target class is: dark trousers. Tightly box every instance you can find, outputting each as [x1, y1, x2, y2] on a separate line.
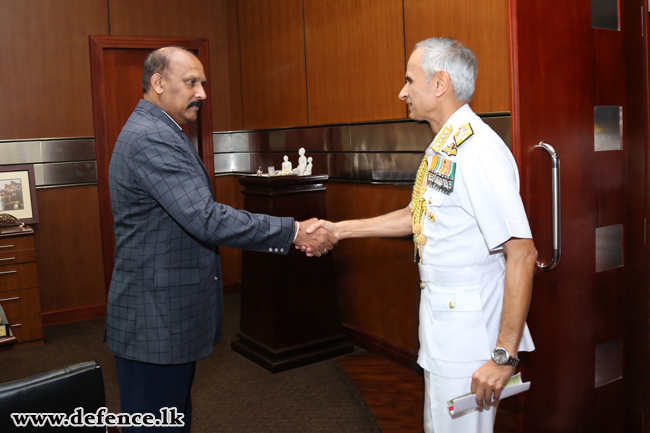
[114, 356, 196, 432]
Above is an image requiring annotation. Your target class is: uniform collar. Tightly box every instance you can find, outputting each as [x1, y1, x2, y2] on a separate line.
[426, 104, 474, 155]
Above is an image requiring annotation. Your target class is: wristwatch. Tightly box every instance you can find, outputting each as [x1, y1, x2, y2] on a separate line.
[491, 347, 520, 367]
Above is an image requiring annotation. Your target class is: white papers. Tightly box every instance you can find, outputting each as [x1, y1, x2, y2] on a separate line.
[447, 373, 530, 415]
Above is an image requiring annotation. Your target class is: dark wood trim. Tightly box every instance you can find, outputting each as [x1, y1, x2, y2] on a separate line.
[196, 40, 216, 193]
[223, 282, 240, 296]
[645, 2, 650, 430]
[42, 304, 106, 327]
[0, 339, 43, 352]
[342, 323, 421, 373]
[89, 36, 215, 296]
[88, 36, 209, 50]
[89, 35, 114, 296]
[507, 0, 521, 166]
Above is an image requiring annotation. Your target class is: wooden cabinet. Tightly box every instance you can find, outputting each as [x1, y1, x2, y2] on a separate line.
[237, 0, 309, 129]
[0, 227, 44, 347]
[403, 0, 511, 113]
[232, 175, 353, 372]
[303, 0, 406, 125]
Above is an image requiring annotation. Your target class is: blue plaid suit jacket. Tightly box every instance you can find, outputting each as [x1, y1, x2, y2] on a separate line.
[107, 99, 295, 364]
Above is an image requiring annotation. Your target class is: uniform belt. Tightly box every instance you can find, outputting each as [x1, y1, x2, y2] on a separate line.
[418, 259, 505, 286]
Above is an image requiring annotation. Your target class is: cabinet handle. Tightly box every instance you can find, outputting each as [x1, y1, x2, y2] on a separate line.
[0, 257, 15, 261]
[0, 245, 13, 249]
[0, 297, 19, 302]
[0, 270, 17, 275]
[11, 324, 22, 328]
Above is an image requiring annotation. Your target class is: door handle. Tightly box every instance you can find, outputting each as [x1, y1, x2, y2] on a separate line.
[536, 142, 561, 272]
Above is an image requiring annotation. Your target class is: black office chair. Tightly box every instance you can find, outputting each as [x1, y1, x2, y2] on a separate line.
[0, 361, 106, 431]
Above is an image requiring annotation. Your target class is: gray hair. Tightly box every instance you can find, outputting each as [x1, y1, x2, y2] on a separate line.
[414, 37, 478, 103]
[141, 46, 195, 93]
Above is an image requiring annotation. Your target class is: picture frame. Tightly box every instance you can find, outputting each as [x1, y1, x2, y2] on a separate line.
[0, 164, 39, 225]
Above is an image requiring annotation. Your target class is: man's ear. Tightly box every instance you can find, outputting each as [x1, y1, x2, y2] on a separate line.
[433, 71, 452, 98]
[151, 73, 164, 95]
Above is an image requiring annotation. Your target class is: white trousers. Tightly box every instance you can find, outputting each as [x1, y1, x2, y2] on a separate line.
[423, 370, 498, 433]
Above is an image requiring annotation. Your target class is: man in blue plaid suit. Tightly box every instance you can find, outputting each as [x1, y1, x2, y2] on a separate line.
[107, 47, 337, 432]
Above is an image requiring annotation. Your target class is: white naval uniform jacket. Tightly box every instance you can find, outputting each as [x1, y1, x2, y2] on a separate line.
[416, 104, 535, 378]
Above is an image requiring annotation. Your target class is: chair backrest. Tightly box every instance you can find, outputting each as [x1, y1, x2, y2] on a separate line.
[0, 361, 106, 432]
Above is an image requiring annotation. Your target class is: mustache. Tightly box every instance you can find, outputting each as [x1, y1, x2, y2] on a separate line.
[187, 99, 203, 110]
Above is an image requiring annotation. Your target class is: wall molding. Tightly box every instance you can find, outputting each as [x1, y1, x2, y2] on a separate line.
[342, 323, 421, 373]
[42, 303, 107, 327]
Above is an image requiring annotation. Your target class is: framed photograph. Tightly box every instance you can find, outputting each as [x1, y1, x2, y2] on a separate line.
[0, 164, 39, 225]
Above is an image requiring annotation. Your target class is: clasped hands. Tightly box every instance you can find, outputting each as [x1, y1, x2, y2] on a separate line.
[293, 218, 339, 257]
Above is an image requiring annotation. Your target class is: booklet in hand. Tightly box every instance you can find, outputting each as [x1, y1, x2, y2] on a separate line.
[447, 373, 530, 415]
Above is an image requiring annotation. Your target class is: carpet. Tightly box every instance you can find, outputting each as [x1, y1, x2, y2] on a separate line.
[1, 294, 381, 433]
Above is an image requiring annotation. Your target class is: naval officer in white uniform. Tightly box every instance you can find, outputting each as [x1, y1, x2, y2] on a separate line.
[302, 37, 537, 433]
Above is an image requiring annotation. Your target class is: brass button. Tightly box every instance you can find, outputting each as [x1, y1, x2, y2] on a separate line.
[419, 282, 425, 290]
[449, 301, 456, 309]
[428, 212, 435, 222]
[429, 197, 433, 205]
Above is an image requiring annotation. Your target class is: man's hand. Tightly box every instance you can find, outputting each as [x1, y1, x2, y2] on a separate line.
[294, 219, 340, 256]
[470, 360, 515, 409]
[293, 218, 339, 257]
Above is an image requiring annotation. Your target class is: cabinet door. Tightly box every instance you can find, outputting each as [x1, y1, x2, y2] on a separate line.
[304, 0, 406, 125]
[0, 287, 43, 343]
[404, 0, 510, 114]
[238, 0, 309, 129]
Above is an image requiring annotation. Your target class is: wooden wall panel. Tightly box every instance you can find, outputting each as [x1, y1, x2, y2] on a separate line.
[108, 0, 243, 131]
[34, 185, 106, 313]
[214, 175, 245, 287]
[404, 0, 511, 113]
[325, 182, 419, 354]
[237, 0, 308, 129]
[304, 0, 406, 125]
[0, 0, 108, 140]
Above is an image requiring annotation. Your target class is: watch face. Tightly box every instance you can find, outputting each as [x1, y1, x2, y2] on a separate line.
[493, 348, 508, 364]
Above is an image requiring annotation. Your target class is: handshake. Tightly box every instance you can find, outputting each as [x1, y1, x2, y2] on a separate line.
[292, 218, 340, 257]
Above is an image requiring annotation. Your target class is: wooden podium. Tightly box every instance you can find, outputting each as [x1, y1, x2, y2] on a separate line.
[231, 174, 353, 373]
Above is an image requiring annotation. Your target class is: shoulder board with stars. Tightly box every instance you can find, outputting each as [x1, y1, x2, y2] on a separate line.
[454, 123, 474, 148]
[431, 124, 453, 153]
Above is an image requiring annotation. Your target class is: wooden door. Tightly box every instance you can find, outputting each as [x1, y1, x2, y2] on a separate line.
[89, 36, 214, 293]
[511, 0, 648, 432]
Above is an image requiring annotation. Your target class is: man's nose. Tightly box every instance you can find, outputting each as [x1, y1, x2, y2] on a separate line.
[398, 84, 408, 100]
[196, 84, 207, 100]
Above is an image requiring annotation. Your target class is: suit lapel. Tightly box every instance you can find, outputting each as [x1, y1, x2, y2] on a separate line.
[137, 100, 214, 194]
[179, 132, 214, 195]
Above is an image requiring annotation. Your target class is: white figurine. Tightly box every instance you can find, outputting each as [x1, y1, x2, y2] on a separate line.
[303, 157, 313, 176]
[281, 155, 292, 173]
[292, 147, 307, 175]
